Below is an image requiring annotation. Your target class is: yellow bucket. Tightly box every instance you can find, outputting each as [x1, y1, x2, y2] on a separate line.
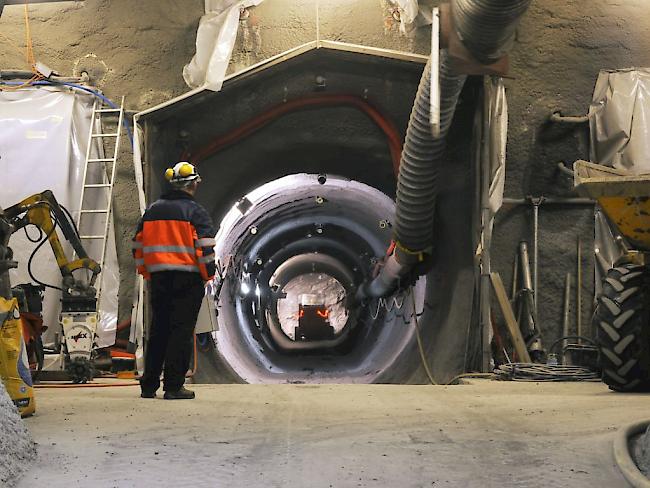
[0, 297, 35, 417]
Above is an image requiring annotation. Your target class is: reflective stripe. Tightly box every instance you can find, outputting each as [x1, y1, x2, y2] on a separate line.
[142, 245, 195, 254]
[147, 263, 200, 273]
[195, 237, 216, 247]
[132, 241, 143, 249]
[135, 258, 145, 266]
[198, 255, 215, 264]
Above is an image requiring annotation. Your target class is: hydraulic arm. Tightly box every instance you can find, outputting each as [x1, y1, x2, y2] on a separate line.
[1, 190, 102, 382]
[4, 190, 100, 311]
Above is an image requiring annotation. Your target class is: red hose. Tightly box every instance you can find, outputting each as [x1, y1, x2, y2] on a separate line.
[34, 382, 139, 388]
[116, 319, 131, 332]
[181, 94, 403, 177]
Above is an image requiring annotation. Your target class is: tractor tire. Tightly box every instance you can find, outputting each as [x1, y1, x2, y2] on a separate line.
[594, 263, 650, 392]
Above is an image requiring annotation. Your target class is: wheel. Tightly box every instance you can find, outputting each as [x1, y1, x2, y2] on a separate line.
[594, 263, 650, 392]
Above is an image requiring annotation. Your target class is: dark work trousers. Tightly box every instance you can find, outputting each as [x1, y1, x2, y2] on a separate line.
[140, 271, 205, 392]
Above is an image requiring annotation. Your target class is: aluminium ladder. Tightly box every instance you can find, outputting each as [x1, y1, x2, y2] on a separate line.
[75, 96, 125, 300]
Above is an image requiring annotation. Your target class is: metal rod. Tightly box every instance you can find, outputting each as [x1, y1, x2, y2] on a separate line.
[511, 252, 519, 301]
[501, 197, 594, 207]
[533, 204, 538, 316]
[530, 198, 544, 317]
[430, 7, 441, 137]
[577, 236, 582, 344]
[480, 80, 492, 372]
[518, 241, 536, 338]
[549, 111, 589, 124]
[562, 272, 571, 365]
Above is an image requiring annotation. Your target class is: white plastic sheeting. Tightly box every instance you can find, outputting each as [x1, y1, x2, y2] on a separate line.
[486, 78, 508, 216]
[389, 0, 419, 34]
[183, 0, 264, 91]
[0, 87, 119, 348]
[590, 68, 650, 175]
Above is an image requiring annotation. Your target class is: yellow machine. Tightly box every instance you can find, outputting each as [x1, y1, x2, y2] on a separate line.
[574, 160, 650, 391]
[0, 191, 101, 393]
[4, 191, 101, 292]
[0, 296, 35, 417]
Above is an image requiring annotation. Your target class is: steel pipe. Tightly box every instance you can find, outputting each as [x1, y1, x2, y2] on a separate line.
[562, 272, 571, 364]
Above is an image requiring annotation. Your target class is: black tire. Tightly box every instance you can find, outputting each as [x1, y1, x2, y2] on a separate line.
[594, 263, 650, 392]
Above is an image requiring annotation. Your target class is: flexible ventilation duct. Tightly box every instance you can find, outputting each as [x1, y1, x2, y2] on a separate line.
[452, 0, 533, 65]
[361, 0, 533, 299]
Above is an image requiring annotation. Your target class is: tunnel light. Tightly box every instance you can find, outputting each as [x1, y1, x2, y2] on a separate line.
[240, 281, 251, 295]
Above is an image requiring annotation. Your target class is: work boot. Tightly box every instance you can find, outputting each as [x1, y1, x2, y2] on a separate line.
[140, 390, 156, 399]
[163, 386, 195, 400]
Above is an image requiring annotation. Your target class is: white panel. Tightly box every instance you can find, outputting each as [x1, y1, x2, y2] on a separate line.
[0, 87, 118, 348]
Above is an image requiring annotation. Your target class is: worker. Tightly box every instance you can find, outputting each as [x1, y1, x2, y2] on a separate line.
[132, 162, 216, 400]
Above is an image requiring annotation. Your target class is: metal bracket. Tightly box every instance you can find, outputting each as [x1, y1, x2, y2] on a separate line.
[430, 7, 440, 138]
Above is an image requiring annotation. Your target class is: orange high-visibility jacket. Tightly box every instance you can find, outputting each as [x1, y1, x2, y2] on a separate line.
[132, 190, 217, 281]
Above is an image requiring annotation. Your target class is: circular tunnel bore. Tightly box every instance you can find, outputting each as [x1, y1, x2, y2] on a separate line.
[211, 173, 425, 383]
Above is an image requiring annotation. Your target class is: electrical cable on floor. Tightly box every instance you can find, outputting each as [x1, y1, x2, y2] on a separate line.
[493, 362, 600, 382]
[410, 287, 437, 385]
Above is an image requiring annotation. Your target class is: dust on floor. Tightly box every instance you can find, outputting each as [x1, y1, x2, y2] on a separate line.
[0, 382, 36, 487]
[16, 381, 650, 487]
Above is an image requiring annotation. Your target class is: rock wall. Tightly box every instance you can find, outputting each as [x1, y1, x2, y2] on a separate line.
[2, 0, 650, 352]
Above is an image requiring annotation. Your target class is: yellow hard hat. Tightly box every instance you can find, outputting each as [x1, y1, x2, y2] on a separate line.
[164, 162, 201, 185]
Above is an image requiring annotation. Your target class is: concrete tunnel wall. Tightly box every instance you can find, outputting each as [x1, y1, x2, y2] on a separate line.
[2, 0, 650, 373]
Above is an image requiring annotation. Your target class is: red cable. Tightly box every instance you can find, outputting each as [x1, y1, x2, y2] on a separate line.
[34, 382, 138, 389]
[116, 318, 131, 332]
[181, 94, 403, 178]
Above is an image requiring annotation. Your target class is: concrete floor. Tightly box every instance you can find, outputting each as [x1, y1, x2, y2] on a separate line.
[16, 380, 649, 488]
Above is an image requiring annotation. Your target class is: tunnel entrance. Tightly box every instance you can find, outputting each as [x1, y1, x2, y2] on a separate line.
[135, 42, 482, 384]
[212, 174, 425, 383]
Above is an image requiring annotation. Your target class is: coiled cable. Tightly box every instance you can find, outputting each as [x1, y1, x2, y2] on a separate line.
[494, 363, 600, 382]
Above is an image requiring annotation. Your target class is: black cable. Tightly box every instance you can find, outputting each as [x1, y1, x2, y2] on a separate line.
[23, 224, 43, 243]
[549, 335, 596, 355]
[59, 203, 82, 240]
[27, 210, 63, 291]
[494, 363, 599, 382]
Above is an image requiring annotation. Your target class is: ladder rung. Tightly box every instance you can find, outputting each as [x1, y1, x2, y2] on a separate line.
[96, 109, 122, 113]
[80, 235, 104, 239]
[88, 158, 114, 163]
[80, 209, 109, 214]
[84, 184, 112, 188]
[91, 133, 119, 138]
